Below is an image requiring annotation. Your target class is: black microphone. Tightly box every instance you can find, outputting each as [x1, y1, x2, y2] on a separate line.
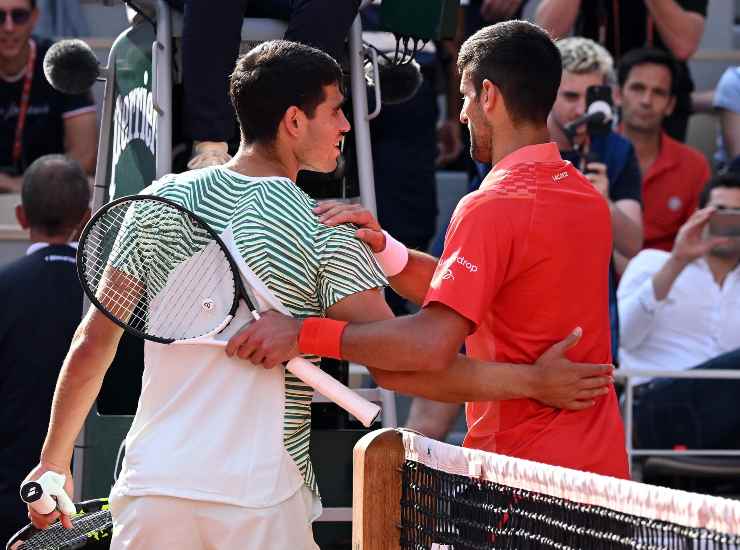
[365, 55, 423, 106]
[563, 100, 612, 141]
[43, 39, 102, 95]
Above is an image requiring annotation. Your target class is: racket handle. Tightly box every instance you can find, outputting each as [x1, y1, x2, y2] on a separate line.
[20, 472, 76, 516]
[286, 356, 381, 427]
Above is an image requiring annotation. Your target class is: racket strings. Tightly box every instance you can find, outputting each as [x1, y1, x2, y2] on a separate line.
[149, 238, 235, 338]
[19, 509, 112, 549]
[81, 198, 237, 341]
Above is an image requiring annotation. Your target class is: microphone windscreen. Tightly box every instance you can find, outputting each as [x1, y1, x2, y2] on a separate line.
[43, 39, 100, 95]
[367, 55, 423, 106]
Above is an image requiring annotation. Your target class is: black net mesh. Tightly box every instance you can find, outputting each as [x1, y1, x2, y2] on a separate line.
[400, 460, 740, 550]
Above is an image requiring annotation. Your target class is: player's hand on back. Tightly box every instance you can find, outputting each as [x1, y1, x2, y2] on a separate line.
[313, 201, 386, 253]
[530, 327, 614, 410]
[225, 311, 302, 369]
[23, 463, 74, 530]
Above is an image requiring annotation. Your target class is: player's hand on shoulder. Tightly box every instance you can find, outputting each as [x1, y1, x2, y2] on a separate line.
[23, 463, 75, 530]
[531, 327, 614, 410]
[225, 310, 301, 369]
[313, 201, 386, 253]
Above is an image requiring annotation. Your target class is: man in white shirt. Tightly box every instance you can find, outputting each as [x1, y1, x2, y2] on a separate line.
[618, 173, 740, 449]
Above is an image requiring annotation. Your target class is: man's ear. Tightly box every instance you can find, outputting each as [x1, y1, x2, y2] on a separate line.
[30, 8, 40, 28]
[665, 95, 676, 117]
[15, 204, 29, 229]
[72, 208, 92, 241]
[480, 79, 498, 113]
[282, 106, 303, 138]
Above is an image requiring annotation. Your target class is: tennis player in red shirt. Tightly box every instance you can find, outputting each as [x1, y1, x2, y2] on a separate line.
[230, 21, 629, 479]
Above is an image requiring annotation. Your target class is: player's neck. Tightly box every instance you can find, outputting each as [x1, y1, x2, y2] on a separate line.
[0, 41, 31, 79]
[227, 142, 298, 182]
[491, 124, 551, 166]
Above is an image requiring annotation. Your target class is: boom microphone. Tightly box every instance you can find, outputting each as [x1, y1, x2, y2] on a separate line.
[563, 100, 613, 141]
[43, 39, 103, 95]
[365, 55, 423, 106]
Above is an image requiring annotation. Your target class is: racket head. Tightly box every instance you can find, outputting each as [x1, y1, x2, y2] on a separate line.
[77, 194, 243, 343]
[6, 498, 111, 550]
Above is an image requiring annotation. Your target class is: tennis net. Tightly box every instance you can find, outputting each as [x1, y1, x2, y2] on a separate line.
[352, 429, 740, 549]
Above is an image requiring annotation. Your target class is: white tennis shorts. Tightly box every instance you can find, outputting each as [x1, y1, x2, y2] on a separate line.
[108, 486, 320, 549]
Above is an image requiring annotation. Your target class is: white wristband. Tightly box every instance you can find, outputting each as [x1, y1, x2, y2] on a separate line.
[374, 230, 409, 277]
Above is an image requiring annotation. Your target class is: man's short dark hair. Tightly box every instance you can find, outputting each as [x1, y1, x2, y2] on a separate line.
[22, 155, 90, 236]
[457, 21, 561, 125]
[699, 173, 740, 208]
[229, 40, 343, 144]
[617, 48, 679, 95]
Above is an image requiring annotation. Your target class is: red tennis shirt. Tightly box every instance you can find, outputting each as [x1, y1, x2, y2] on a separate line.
[423, 142, 629, 479]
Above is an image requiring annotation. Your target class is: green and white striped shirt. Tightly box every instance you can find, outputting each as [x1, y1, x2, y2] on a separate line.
[136, 166, 387, 494]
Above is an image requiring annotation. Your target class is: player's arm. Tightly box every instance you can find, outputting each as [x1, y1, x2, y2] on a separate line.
[228, 296, 612, 408]
[371, 327, 610, 409]
[63, 111, 97, 175]
[26, 307, 123, 529]
[313, 201, 437, 305]
[534, 0, 581, 39]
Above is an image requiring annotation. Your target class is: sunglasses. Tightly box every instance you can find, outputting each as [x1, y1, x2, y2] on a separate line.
[0, 8, 32, 26]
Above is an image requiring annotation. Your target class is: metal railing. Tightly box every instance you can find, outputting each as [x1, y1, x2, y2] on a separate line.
[616, 368, 740, 468]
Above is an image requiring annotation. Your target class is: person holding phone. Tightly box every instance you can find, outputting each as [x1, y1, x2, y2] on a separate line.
[618, 173, 740, 450]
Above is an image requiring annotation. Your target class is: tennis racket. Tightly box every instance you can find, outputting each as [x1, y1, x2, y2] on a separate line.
[77, 194, 380, 427]
[6, 499, 111, 550]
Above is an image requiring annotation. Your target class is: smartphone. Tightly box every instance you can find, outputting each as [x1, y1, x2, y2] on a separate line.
[585, 85, 613, 137]
[709, 209, 740, 237]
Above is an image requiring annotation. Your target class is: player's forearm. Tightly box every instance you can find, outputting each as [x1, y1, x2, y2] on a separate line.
[611, 204, 643, 258]
[342, 311, 460, 372]
[534, 0, 581, 38]
[371, 356, 531, 402]
[388, 249, 438, 306]
[645, 0, 704, 60]
[41, 314, 120, 466]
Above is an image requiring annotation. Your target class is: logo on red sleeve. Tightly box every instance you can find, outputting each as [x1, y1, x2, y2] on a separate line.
[456, 256, 479, 273]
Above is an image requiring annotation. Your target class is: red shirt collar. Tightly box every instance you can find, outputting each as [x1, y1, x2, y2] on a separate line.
[645, 132, 681, 180]
[480, 142, 563, 190]
[491, 142, 562, 172]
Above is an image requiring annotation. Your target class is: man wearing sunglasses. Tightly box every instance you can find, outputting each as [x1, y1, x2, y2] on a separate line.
[0, 0, 97, 193]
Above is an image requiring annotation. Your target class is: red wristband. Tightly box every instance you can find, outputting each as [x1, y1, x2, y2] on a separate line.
[298, 317, 348, 359]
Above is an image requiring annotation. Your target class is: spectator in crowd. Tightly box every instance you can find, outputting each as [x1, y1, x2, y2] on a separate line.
[0, 155, 90, 543]
[618, 173, 740, 450]
[616, 48, 710, 255]
[712, 67, 740, 173]
[169, 0, 360, 169]
[0, 0, 97, 192]
[535, 0, 708, 142]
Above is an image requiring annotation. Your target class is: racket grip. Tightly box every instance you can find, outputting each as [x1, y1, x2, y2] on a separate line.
[285, 357, 381, 427]
[20, 472, 75, 516]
